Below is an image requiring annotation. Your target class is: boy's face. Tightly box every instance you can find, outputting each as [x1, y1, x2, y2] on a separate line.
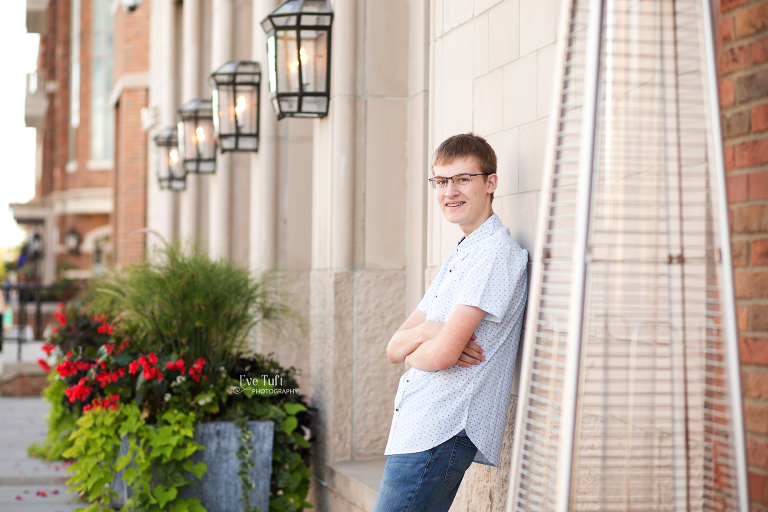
[433, 157, 497, 235]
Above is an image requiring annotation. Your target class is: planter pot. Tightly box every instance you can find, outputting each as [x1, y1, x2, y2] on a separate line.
[112, 420, 273, 512]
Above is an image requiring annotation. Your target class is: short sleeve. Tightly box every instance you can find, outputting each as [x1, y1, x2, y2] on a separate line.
[456, 242, 527, 323]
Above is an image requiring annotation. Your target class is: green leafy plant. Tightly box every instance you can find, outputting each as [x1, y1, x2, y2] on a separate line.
[64, 404, 207, 512]
[28, 374, 79, 461]
[32, 244, 314, 511]
[86, 242, 298, 366]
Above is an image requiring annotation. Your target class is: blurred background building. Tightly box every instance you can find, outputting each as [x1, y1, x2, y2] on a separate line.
[9, 0, 768, 510]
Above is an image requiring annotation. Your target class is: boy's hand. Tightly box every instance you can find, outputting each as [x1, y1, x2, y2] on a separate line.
[457, 336, 484, 367]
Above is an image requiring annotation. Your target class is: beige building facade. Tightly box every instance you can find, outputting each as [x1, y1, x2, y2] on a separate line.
[144, 0, 556, 510]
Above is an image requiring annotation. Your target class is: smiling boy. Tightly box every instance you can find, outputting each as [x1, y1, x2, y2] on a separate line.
[372, 134, 529, 512]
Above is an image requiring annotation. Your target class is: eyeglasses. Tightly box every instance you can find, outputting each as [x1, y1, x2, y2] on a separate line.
[428, 173, 489, 189]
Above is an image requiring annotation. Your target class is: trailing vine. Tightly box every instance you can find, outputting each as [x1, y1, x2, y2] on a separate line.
[234, 416, 261, 512]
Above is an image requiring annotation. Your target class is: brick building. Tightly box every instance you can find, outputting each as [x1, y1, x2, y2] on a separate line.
[13, 0, 150, 283]
[718, 0, 768, 506]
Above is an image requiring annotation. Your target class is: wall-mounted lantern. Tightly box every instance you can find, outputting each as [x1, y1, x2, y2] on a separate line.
[261, 0, 333, 119]
[65, 228, 82, 254]
[28, 232, 43, 261]
[177, 99, 216, 174]
[210, 61, 261, 152]
[153, 126, 187, 190]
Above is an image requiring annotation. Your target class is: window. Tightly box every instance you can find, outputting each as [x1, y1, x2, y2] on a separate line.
[90, 0, 114, 161]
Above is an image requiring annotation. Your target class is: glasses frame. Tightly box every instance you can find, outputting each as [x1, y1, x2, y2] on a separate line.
[428, 173, 491, 189]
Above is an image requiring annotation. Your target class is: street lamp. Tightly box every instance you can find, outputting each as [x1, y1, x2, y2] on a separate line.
[177, 99, 216, 174]
[65, 228, 82, 254]
[153, 126, 187, 190]
[261, 0, 333, 119]
[210, 61, 261, 152]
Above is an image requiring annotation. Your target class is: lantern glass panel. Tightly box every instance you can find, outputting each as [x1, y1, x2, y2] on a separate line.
[184, 118, 215, 160]
[302, 0, 329, 13]
[215, 86, 259, 151]
[277, 32, 300, 93]
[279, 97, 299, 113]
[301, 97, 328, 114]
[299, 30, 328, 93]
[276, 0, 301, 13]
[157, 145, 186, 190]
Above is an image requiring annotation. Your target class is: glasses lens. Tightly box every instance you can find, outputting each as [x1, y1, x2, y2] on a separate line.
[455, 175, 471, 185]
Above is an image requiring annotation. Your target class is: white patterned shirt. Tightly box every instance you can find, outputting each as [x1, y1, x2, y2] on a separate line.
[383, 214, 528, 467]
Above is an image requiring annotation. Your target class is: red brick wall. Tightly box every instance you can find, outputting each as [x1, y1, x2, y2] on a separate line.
[112, 2, 151, 266]
[113, 88, 148, 265]
[719, 0, 768, 507]
[56, 213, 110, 271]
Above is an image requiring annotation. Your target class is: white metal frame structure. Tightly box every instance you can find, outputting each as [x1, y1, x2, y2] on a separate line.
[506, 0, 750, 510]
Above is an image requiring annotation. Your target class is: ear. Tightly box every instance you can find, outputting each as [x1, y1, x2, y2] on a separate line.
[486, 173, 498, 194]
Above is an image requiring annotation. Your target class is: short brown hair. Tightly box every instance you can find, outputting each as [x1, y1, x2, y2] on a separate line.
[431, 133, 497, 200]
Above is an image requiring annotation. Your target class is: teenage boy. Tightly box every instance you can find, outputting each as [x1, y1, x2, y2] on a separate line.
[373, 133, 529, 512]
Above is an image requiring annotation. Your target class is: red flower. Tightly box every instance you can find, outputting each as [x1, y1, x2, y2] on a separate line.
[57, 303, 64, 311]
[37, 359, 51, 373]
[118, 341, 130, 353]
[97, 322, 114, 335]
[55, 360, 76, 378]
[118, 368, 125, 378]
[91, 314, 108, 323]
[52, 312, 67, 327]
[166, 359, 185, 373]
[51, 327, 58, 334]
[147, 353, 158, 366]
[128, 360, 140, 375]
[64, 378, 92, 403]
[104, 344, 114, 355]
[41, 344, 55, 355]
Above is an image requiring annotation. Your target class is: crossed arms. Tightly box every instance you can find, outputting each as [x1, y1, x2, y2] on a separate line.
[386, 305, 487, 372]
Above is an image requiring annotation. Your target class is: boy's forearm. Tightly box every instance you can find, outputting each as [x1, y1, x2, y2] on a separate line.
[387, 326, 424, 364]
[403, 340, 443, 372]
[387, 321, 445, 364]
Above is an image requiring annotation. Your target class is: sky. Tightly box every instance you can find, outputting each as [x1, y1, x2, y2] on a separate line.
[0, 1, 43, 251]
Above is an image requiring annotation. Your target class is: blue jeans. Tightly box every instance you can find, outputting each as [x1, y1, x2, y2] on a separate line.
[372, 431, 477, 512]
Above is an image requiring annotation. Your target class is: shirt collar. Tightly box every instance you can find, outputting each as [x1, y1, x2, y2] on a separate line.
[455, 214, 502, 254]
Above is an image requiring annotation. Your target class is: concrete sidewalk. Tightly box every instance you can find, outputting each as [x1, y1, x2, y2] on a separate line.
[0, 398, 82, 511]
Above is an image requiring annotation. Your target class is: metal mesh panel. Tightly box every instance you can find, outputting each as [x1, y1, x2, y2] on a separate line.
[508, 1, 748, 511]
[509, 2, 591, 510]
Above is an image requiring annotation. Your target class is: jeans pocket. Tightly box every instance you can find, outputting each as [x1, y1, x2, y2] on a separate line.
[443, 438, 477, 491]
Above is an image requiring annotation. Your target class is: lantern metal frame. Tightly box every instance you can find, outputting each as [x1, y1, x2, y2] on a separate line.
[64, 228, 82, 254]
[261, 0, 333, 120]
[176, 99, 217, 174]
[153, 126, 187, 191]
[210, 60, 261, 152]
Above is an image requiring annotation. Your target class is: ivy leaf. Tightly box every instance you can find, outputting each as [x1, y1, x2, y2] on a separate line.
[292, 432, 310, 448]
[115, 453, 133, 472]
[281, 416, 298, 435]
[184, 498, 207, 512]
[183, 460, 207, 480]
[153, 485, 178, 509]
[283, 403, 307, 415]
[123, 467, 138, 484]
